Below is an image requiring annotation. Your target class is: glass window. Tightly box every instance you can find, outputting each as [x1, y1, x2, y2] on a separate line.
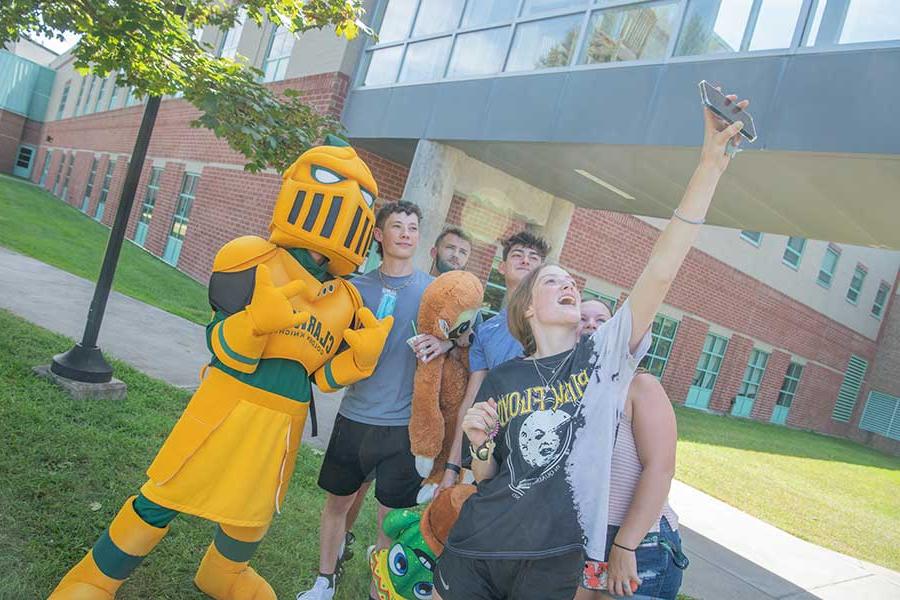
[521, 0, 589, 17]
[53, 153, 67, 196]
[482, 256, 507, 317]
[580, 2, 680, 65]
[56, 81, 70, 120]
[218, 8, 247, 59]
[817, 246, 840, 288]
[140, 168, 162, 226]
[39, 150, 53, 186]
[107, 83, 119, 110]
[83, 158, 98, 205]
[92, 78, 107, 113]
[60, 153, 74, 201]
[675, 0, 754, 56]
[378, 0, 418, 43]
[364, 46, 404, 85]
[639, 314, 679, 378]
[748, 0, 804, 50]
[872, 281, 890, 318]
[412, 0, 464, 37]
[582, 288, 618, 311]
[846, 264, 867, 304]
[462, 0, 520, 27]
[448, 27, 511, 77]
[95, 160, 116, 220]
[262, 27, 296, 82]
[740, 230, 763, 245]
[840, 0, 900, 44]
[776, 362, 803, 407]
[506, 14, 582, 72]
[738, 348, 769, 398]
[691, 333, 729, 390]
[805, 0, 827, 45]
[782, 236, 806, 268]
[399, 36, 452, 83]
[73, 79, 86, 116]
[81, 76, 97, 116]
[171, 173, 200, 240]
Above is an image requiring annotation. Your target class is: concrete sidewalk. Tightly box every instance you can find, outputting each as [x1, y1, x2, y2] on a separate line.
[2, 246, 898, 599]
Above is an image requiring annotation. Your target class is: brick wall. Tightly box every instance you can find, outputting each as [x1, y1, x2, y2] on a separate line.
[445, 194, 528, 285]
[356, 148, 409, 202]
[751, 349, 792, 422]
[0, 109, 27, 175]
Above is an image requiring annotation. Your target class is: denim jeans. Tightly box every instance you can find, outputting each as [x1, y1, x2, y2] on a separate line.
[605, 517, 688, 600]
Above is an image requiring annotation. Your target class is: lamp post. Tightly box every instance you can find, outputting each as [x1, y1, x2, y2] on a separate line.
[50, 95, 161, 383]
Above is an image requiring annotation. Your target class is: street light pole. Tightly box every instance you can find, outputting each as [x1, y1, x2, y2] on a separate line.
[51, 95, 162, 383]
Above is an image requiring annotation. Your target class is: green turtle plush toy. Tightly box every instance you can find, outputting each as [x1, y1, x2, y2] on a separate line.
[370, 509, 435, 600]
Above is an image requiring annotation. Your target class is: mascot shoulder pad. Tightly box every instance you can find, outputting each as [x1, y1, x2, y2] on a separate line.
[337, 278, 365, 322]
[209, 237, 275, 316]
[213, 236, 277, 273]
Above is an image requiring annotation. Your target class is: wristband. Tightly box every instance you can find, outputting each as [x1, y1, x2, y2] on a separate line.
[613, 541, 637, 553]
[445, 463, 461, 474]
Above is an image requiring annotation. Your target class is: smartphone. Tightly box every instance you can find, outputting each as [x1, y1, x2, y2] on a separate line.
[698, 80, 757, 143]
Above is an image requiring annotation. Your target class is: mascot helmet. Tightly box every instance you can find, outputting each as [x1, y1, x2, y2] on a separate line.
[269, 136, 378, 276]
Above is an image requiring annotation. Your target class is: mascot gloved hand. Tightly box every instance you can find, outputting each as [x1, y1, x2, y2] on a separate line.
[49, 137, 390, 600]
[408, 271, 483, 503]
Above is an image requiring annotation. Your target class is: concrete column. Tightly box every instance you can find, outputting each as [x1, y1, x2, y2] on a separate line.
[540, 196, 575, 263]
[401, 140, 462, 273]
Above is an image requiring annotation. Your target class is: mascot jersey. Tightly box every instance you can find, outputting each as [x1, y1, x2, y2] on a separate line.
[49, 138, 394, 600]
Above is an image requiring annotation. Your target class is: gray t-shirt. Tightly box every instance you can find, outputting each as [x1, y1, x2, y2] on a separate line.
[338, 268, 433, 426]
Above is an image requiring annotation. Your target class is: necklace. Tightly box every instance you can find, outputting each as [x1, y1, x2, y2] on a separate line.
[378, 268, 415, 292]
[531, 348, 576, 397]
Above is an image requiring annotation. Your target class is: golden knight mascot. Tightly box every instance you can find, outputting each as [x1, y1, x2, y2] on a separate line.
[49, 137, 393, 600]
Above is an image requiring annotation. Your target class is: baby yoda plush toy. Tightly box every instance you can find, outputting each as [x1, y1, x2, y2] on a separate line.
[408, 271, 484, 503]
[370, 510, 437, 600]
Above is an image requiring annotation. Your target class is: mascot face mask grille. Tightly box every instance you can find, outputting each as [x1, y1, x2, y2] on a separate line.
[269, 143, 378, 276]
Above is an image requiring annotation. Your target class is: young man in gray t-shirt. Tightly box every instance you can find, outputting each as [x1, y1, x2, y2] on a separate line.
[299, 201, 448, 600]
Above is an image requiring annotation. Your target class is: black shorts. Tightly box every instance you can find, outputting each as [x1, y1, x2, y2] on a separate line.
[317, 414, 422, 508]
[433, 549, 582, 600]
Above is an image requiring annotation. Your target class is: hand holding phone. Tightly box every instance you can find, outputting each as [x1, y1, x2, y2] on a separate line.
[699, 80, 757, 143]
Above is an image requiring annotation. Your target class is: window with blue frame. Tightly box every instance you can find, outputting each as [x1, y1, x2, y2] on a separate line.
[872, 281, 890, 318]
[846, 264, 867, 305]
[782, 236, 805, 268]
[162, 173, 200, 266]
[740, 230, 763, 246]
[56, 81, 70, 120]
[639, 314, 679, 378]
[817, 245, 841, 288]
[262, 27, 296, 82]
[359, 0, 898, 87]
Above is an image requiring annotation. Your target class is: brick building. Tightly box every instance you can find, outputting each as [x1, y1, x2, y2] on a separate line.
[3, 0, 900, 453]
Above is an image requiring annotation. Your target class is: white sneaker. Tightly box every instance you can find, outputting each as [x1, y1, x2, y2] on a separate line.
[296, 576, 335, 600]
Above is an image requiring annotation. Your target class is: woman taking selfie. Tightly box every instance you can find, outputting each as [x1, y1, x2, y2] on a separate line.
[432, 94, 749, 600]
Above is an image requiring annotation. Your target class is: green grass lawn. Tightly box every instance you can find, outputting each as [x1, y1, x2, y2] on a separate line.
[675, 406, 900, 570]
[0, 310, 378, 599]
[0, 174, 210, 325]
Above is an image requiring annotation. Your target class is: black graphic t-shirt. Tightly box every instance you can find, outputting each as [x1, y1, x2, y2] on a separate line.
[445, 301, 650, 560]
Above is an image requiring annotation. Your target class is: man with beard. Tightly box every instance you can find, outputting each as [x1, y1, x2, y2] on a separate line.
[429, 227, 473, 276]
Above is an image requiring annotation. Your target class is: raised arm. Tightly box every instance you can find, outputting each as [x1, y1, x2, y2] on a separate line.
[628, 95, 749, 350]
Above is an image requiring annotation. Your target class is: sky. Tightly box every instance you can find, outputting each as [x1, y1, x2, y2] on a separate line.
[29, 31, 79, 54]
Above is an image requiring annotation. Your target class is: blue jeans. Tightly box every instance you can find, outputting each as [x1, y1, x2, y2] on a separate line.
[605, 517, 687, 600]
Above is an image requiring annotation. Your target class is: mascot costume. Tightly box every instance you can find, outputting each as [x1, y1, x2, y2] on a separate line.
[407, 271, 483, 503]
[49, 137, 393, 600]
[370, 485, 476, 600]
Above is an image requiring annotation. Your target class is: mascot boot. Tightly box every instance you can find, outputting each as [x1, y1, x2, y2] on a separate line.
[49, 497, 169, 600]
[194, 524, 275, 600]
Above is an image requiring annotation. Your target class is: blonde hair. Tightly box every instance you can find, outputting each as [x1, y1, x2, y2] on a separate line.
[506, 264, 554, 357]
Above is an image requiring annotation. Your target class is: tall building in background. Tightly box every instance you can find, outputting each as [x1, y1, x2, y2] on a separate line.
[2, 0, 899, 453]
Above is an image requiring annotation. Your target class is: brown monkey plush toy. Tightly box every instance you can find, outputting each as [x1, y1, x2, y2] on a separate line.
[409, 271, 484, 503]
